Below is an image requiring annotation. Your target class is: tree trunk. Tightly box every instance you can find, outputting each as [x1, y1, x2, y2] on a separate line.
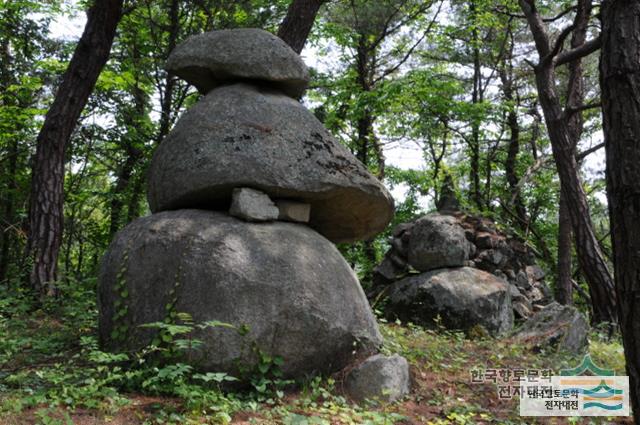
[0, 137, 18, 283]
[519, 0, 616, 324]
[500, 55, 528, 229]
[556, 193, 573, 304]
[109, 146, 142, 237]
[556, 0, 591, 306]
[470, 53, 482, 208]
[535, 66, 615, 323]
[601, 0, 640, 419]
[277, 0, 326, 54]
[469, 0, 483, 209]
[27, 0, 123, 296]
[353, 33, 383, 279]
[126, 173, 144, 222]
[504, 110, 527, 224]
[354, 34, 373, 169]
[156, 0, 179, 145]
[0, 23, 20, 284]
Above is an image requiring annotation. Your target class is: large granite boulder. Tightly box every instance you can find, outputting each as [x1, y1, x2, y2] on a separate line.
[147, 83, 394, 243]
[407, 214, 470, 271]
[166, 28, 309, 98]
[386, 267, 513, 336]
[513, 302, 589, 353]
[98, 210, 382, 377]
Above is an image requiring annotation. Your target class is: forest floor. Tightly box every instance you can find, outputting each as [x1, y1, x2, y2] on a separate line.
[0, 283, 632, 425]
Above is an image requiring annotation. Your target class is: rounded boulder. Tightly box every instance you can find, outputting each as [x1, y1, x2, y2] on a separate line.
[386, 267, 514, 336]
[98, 210, 382, 378]
[346, 354, 411, 403]
[407, 214, 470, 271]
[147, 83, 394, 243]
[166, 28, 309, 98]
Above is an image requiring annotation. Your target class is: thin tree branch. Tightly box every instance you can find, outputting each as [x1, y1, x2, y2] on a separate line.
[555, 36, 601, 66]
[510, 155, 553, 205]
[518, 0, 552, 58]
[494, 5, 577, 23]
[576, 142, 605, 161]
[543, 24, 575, 65]
[373, 0, 444, 84]
[564, 101, 601, 118]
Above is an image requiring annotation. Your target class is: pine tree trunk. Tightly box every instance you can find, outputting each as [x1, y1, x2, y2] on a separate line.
[601, 0, 640, 419]
[535, 66, 616, 323]
[156, 0, 179, 144]
[500, 56, 528, 229]
[0, 137, 18, 283]
[468, 0, 483, 209]
[519, 0, 616, 324]
[555, 0, 591, 307]
[556, 192, 573, 304]
[27, 0, 123, 296]
[0, 24, 20, 284]
[470, 47, 482, 209]
[277, 0, 325, 54]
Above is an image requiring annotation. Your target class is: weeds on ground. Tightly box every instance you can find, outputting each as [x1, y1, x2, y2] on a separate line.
[0, 282, 629, 424]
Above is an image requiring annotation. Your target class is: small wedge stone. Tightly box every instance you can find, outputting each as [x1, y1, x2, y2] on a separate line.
[276, 200, 310, 223]
[229, 188, 279, 222]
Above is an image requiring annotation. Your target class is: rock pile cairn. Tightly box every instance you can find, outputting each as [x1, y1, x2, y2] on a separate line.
[98, 29, 395, 380]
[373, 212, 513, 336]
[374, 209, 555, 332]
[374, 205, 589, 351]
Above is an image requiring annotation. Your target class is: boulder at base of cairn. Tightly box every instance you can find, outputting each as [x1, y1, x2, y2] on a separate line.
[513, 302, 589, 353]
[407, 214, 470, 271]
[99, 210, 382, 378]
[387, 267, 514, 336]
[345, 354, 410, 403]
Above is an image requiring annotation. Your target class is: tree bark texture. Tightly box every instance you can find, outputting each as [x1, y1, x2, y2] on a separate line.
[500, 48, 529, 230]
[277, 0, 326, 54]
[27, 0, 123, 295]
[600, 0, 640, 420]
[519, 0, 616, 324]
[556, 0, 591, 306]
[535, 64, 616, 323]
[470, 0, 483, 209]
[156, 0, 179, 144]
[556, 193, 573, 304]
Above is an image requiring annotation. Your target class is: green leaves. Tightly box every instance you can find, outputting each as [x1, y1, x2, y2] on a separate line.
[140, 321, 192, 336]
[192, 372, 238, 384]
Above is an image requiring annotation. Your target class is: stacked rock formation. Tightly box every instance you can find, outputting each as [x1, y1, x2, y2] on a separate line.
[98, 29, 394, 380]
[377, 213, 514, 336]
[458, 214, 554, 319]
[374, 210, 554, 331]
